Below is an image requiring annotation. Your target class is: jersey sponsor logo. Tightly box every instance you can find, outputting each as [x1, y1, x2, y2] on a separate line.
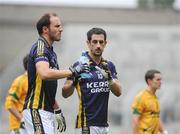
[91, 87, 109, 93]
[86, 81, 110, 93]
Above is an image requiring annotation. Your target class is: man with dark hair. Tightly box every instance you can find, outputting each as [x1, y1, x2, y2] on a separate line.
[132, 69, 168, 134]
[23, 13, 89, 134]
[62, 27, 122, 134]
[5, 54, 29, 134]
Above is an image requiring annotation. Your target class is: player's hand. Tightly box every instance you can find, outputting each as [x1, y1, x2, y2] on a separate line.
[69, 63, 90, 77]
[95, 62, 113, 82]
[162, 130, 168, 134]
[54, 109, 66, 133]
[20, 118, 25, 129]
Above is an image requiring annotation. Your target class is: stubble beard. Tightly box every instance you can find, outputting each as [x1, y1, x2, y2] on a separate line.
[93, 50, 102, 57]
[49, 31, 61, 42]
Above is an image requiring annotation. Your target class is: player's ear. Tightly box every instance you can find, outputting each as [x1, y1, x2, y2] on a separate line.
[104, 40, 107, 47]
[86, 40, 90, 47]
[104, 40, 107, 45]
[86, 40, 90, 45]
[147, 79, 151, 85]
[42, 26, 48, 34]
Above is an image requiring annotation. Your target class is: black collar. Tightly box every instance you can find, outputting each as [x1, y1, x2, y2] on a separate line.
[39, 36, 52, 48]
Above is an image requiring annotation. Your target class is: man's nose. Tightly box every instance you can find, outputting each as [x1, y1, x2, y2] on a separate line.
[96, 42, 102, 47]
[59, 26, 63, 32]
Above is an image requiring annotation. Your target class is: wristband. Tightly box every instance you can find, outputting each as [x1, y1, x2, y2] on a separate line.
[109, 79, 114, 86]
[54, 108, 62, 114]
[162, 130, 168, 134]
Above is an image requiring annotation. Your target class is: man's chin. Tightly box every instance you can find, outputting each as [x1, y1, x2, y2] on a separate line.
[94, 52, 102, 57]
[55, 38, 61, 41]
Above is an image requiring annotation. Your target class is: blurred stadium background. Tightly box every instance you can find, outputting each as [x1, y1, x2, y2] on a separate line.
[0, 0, 180, 133]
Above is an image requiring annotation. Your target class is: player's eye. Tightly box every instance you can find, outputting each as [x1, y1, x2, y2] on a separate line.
[91, 40, 105, 45]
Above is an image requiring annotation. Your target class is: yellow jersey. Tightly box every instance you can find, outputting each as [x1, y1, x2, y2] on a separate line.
[132, 89, 160, 134]
[5, 72, 28, 130]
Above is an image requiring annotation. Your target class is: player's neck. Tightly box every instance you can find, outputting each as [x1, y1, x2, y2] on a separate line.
[42, 35, 53, 47]
[147, 87, 156, 95]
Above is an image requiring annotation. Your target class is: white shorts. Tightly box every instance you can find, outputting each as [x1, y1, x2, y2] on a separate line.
[75, 126, 109, 134]
[10, 128, 27, 134]
[23, 109, 55, 134]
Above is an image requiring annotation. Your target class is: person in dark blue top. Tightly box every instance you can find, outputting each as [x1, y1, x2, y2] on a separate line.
[23, 13, 89, 134]
[62, 27, 122, 134]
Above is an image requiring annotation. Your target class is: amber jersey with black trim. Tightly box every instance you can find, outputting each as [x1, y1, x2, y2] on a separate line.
[68, 52, 118, 128]
[24, 36, 59, 113]
[5, 72, 28, 130]
[132, 89, 160, 134]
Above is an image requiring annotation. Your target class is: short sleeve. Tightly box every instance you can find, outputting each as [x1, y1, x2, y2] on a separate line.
[34, 40, 49, 63]
[5, 76, 22, 109]
[132, 94, 145, 115]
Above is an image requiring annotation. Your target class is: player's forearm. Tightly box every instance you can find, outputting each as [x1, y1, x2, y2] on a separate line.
[133, 125, 139, 134]
[39, 69, 72, 80]
[132, 120, 139, 134]
[159, 119, 167, 133]
[36, 61, 73, 80]
[109, 79, 122, 96]
[159, 121, 164, 133]
[8, 107, 23, 121]
[62, 80, 75, 98]
[132, 115, 140, 134]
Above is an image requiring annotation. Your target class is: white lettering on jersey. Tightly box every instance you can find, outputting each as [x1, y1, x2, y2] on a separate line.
[86, 81, 109, 93]
[96, 71, 103, 79]
[91, 88, 109, 93]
